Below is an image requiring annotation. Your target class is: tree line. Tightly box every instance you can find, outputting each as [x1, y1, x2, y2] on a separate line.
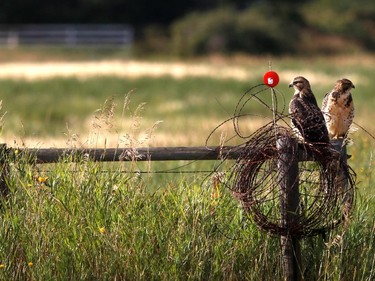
[0, 0, 374, 55]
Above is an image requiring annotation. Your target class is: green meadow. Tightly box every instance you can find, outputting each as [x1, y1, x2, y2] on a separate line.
[0, 53, 374, 280]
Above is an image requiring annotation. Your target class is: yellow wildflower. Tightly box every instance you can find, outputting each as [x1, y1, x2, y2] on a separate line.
[37, 176, 48, 183]
[99, 227, 106, 234]
[28, 261, 33, 267]
[0, 263, 4, 269]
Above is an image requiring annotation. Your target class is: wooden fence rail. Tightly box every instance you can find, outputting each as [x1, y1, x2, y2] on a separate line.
[12, 142, 326, 164]
[15, 146, 243, 163]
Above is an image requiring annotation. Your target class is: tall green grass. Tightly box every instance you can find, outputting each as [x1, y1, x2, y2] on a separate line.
[0, 152, 373, 280]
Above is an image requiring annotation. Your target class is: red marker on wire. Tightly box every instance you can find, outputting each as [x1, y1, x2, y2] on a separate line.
[263, 70, 279, 88]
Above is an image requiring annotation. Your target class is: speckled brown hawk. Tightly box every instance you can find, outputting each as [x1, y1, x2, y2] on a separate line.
[321, 78, 355, 139]
[289, 76, 330, 144]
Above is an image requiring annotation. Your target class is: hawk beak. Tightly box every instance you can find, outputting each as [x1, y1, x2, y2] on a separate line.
[352, 84, 355, 89]
[288, 83, 293, 88]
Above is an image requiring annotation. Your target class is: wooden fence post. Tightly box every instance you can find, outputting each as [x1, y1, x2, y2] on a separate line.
[277, 138, 302, 281]
[331, 139, 351, 216]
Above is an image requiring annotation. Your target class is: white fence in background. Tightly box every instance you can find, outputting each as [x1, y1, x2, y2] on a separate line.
[0, 24, 134, 47]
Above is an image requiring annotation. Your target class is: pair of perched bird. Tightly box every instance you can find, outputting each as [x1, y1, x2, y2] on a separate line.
[288, 76, 355, 144]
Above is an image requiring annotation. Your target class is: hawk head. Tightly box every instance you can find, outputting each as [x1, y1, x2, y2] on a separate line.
[289, 76, 318, 105]
[335, 78, 355, 92]
[289, 76, 311, 91]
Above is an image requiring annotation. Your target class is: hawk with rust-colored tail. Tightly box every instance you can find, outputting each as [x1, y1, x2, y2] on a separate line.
[289, 76, 330, 144]
[321, 78, 355, 139]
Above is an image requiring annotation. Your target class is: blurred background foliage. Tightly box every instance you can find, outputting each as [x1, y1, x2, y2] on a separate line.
[0, 0, 374, 56]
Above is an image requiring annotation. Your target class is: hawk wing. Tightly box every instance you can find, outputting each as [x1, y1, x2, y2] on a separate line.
[321, 91, 330, 112]
[290, 95, 329, 143]
[321, 91, 333, 124]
